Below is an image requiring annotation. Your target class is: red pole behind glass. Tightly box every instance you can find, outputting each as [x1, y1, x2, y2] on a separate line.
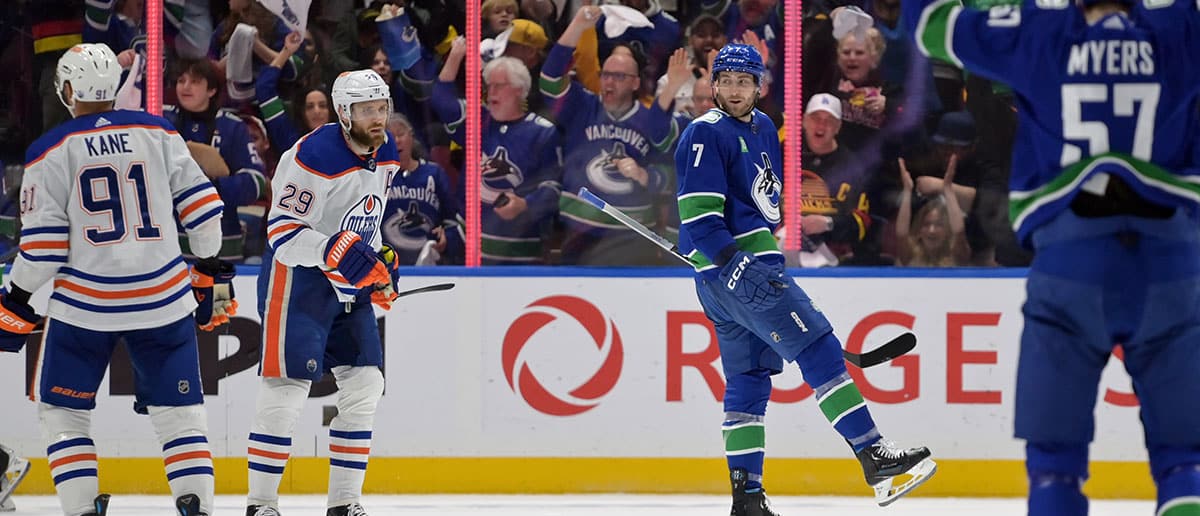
[465, 1, 482, 266]
[146, 0, 162, 116]
[783, 0, 802, 257]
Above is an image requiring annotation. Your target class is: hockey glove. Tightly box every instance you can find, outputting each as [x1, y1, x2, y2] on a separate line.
[324, 231, 390, 288]
[0, 289, 40, 352]
[371, 244, 401, 310]
[718, 250, 788, 312]
[191, 258, 237, 331]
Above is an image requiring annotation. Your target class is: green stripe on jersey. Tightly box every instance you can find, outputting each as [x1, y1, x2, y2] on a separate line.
[539, 73, 570, 98]
[481, 235, 543, 260]
[678, 193, 725, 223]
[723, 423, 765, 455]
[559, 193, 653, 229]
[687, 227, 781, 271]
[1008, 152, 1200, 232]
[1160, 497, 1200, 516]
[817, 381, 866, 424]
[915, 0, 964, 68]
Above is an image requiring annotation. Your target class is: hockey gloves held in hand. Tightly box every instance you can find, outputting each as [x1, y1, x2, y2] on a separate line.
[324, 231, 390, 288]
[0, 289, 41, 352]
[371, 244, 401, 310]
[719, 250, 788, 312]
[191, 258, 237, 331]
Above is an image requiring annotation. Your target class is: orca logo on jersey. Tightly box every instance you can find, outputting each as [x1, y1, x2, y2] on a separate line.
[752, 152, 782, 223]
[585, 143, 636, 195]
[481, 146, 525, 204]
[502, 296, 624, 417]
[341, 194, 384, 244]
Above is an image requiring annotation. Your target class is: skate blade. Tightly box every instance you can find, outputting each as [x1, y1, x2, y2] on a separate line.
[872, 458, 937, 507]
[0, 457, 29, 508]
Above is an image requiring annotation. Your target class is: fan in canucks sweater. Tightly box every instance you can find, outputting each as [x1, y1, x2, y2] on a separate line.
[540, 5, 684, 265]
[907, 2, 1200, 516]
[380, 115, 464, 265]
[676, 44, 934, 516]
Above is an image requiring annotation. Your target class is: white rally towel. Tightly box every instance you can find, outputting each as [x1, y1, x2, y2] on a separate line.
[226, 23, 258, 85]
[114, 51, 145, 111]
[598, 5, 653, 38]
[832, 6, 873, 41]
[255, 0, 311, 34]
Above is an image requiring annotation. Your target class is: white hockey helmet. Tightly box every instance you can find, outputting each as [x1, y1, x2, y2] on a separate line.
[55, 43, 121, 115]
[331, 69, 392, 132]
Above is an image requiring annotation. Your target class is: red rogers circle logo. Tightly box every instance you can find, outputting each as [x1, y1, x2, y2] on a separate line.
[501, 296, 624, 416]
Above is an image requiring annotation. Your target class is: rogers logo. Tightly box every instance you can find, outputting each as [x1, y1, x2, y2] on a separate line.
[501, 296, 623, 416]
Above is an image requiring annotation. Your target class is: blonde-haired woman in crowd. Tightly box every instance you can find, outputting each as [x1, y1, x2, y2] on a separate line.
[896, 157, 971, 267]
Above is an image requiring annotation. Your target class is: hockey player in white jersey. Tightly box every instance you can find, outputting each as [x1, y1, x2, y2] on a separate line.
[248, 69, 401, 516]
[0, 43, 234, 516]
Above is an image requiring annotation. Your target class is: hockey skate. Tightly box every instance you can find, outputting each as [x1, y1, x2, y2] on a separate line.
[82, 494, 110, 516]
[729, 468, 780, 516]
[246, 505, 282, 516]
[856, 439, 937, 506]
[327, 503, 369, 516]
[176, 494, 207, 516]
[0, 445, 30, 510]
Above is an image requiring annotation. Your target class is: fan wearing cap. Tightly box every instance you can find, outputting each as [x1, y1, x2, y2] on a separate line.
[800, 93, 886, 264]
[908, 0, 1200, 514]
[247, 69, 403, 516]
[654, 14, 728, 117]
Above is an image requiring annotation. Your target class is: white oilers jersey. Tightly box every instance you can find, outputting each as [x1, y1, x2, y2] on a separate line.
[266, 123, 400, 301]
[15, 110, 224, 331]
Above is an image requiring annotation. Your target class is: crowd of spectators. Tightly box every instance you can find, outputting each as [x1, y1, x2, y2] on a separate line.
[0, 0, 1033, 268]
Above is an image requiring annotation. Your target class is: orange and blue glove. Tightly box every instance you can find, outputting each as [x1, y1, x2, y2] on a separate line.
[324, 231, 390, 288]
[0, 287, 40, 352]
[371, 244, 401, 310]
[190, 258, 237, 331]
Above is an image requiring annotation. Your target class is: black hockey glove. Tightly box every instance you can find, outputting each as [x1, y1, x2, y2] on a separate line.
[0, 287, 40, 352]
[191, 258, 237, 331]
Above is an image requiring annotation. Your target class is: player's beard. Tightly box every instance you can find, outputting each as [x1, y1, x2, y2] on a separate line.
[349, 122, 386, 151]
[717, 90, 757, 120]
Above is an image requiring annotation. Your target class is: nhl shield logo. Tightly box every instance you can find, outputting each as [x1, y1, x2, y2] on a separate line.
[178, 380, 190, 394]
[307, 359, 318, 373]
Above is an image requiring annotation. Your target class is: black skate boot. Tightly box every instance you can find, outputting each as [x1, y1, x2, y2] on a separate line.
[327, 503, 368, 516]
[729, 468, 780, 516]
[82, 494, 110, 516]
[246, 504, 282, 516]
[856, 439, 937, 506]
[176, 494, 207, 516]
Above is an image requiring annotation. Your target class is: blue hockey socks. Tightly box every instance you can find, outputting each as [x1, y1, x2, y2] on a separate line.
[1150, 445, 1200, 516]
[724, 371, 772, 491]
[797, 332, 880, 452]
[1026, 442, 1088, 516]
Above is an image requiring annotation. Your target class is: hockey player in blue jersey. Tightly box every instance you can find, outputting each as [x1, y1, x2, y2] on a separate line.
[1, 43, 234, 516]
[675, 43, 936, 515]
[248, 69, 400, 516]
[907, 1, 1200, 515]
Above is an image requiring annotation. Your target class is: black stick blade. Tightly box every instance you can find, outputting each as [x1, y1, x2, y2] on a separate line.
[844, 332, 917, 368]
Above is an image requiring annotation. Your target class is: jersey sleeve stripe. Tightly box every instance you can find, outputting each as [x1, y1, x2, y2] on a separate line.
[179, 193, 223, 219]
[20, 241, 69, 251]
[678, 194, 726, 220]
[268, 222, 305, 240]
[267, 214, 302, 225]
[173, 183, 213, 206]
[19, 252, 67, 263]
[915, 0, 965, 68]
[268, 227, 304, 250]
[183, 206, 224, 230]
[54, 268, 190, 300]
[20, 226, 69, 236]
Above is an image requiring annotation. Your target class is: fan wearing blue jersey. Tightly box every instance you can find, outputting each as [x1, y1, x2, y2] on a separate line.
[2, 43, 234, 516]
[907, 1, 1200, 515]
[676, 44, 936, 514]
[248, 69, 401, 516]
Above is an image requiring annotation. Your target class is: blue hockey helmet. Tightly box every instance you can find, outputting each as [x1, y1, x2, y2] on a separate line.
[711, 43, 765, 84]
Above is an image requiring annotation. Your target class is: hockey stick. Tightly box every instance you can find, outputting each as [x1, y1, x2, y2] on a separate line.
[394, 282, 455, 298]
[576, 187, 916, 369]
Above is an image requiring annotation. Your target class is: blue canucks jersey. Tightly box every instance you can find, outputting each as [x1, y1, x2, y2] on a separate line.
[908, 0, 1200, 245]
[675, 109, 784, 279]
[431, 79, 564, 263]
[163, 106, 268, 259]
[380, 159, 465, 265]
[540, 43, 680, 260]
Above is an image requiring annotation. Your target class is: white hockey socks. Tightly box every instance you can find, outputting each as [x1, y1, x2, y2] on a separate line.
[247, 377, 310, 508]
[327, 366, 383, 508]
[149, 405, 214, 515]
[39, 403, 98, 516]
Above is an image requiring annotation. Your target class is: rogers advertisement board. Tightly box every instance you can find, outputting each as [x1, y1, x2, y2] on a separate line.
[0, 273, 1146, 463]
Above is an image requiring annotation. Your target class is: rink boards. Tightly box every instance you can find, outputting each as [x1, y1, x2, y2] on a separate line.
[0, 268, 1156, 498]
